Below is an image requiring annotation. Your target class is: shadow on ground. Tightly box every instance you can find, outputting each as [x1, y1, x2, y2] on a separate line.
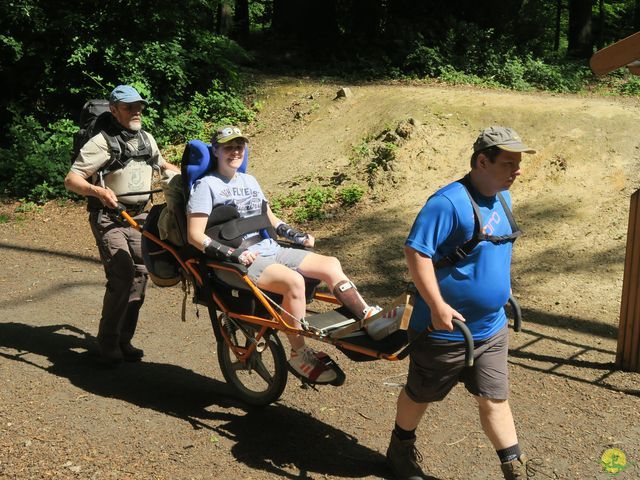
[507, 307, 640, 397]
[0, 321, 413, 479]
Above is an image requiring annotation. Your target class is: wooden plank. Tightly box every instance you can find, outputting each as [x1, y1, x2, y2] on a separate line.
[621, 191, 640, 369]
[627, 191, 640, 370]
[590, 31, 640, 76]
[628, 197, 640, 371]
[617, 191, 638, 367]
[620, 191, 640, 370]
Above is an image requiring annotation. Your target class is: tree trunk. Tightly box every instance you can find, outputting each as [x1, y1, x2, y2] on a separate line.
[554, 0, 562, 51]
[234, 0, 250, 41]
[348, 0, 383, 41]
[596, 0, 604, 49]
[217, 0, 234, 36]
[272, 0, 297, 36]
[567, 0, 594, 58]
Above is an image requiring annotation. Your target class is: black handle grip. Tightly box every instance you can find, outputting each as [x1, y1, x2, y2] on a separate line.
[397, 318, 474, 367]
[117, 189, 163, 197]
[507, 295, 522, 332]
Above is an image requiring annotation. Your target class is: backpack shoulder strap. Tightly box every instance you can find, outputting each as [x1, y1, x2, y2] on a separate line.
[496, 192, 521, 239]
[433, 177, 483, 270]
[98, 131, 124, 175]
[433, 175, 522, 270]
[137, 130, 155, 165]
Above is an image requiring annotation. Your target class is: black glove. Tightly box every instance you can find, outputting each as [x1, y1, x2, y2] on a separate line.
[204, 239, 246, 263]
[276, 222, 308, 245]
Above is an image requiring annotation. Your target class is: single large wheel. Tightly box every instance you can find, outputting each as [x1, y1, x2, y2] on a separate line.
[217, 314, 288, 406]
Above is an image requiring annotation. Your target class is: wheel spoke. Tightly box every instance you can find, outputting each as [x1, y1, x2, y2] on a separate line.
[252, 354, 274, 384]
[229, 359, 247, 372]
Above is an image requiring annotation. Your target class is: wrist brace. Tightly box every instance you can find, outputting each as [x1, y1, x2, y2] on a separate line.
[203, 236, 239, 261]
[276, 222, 308, 245]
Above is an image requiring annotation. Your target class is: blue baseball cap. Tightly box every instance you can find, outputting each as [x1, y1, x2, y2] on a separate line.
[109, 85, 148, 104]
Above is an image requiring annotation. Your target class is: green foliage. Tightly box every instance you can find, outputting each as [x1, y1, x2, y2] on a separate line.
[338, 184, 364, 207]
[14, 200, 43, 214]
[0, 213, 8, 224]
[614, 75, 640, 96]
[0, 1, 258, 199]
[352, 140, 370, 158]
[0, 116, 75, 201]
[272, 183, 365, 223]
[594, 70, 640, 96]
[403, 43, 444, 77]
[291, 187, 334, 222]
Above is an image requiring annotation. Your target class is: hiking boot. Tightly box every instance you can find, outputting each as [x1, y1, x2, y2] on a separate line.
[97, 339, 124, 366]
[288, 346, 338, 384]
[120, 341, 144, 362]
[386, 432, 427, 480]
[501, 454, 529, 479]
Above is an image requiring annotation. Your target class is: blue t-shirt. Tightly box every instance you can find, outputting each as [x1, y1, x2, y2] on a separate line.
[187, 172, 279, 255]
[406, 180, 514, 341]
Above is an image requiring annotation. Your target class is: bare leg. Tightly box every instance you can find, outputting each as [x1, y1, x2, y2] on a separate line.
[297, 252, 348, 290]
[256, 263, 307, 350]
[395, 388, 430, 430]
[475, 397, 518, 449]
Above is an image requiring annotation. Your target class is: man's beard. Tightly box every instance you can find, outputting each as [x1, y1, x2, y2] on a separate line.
[128, 119, 142, 131]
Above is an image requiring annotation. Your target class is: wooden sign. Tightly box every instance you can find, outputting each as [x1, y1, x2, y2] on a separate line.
[617, 189, 640, 371]
[590, 31, 640, 76]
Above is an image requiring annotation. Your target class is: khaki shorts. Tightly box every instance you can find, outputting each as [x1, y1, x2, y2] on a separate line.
[247, 245, 310, 283]
[405, 325, 509, 403]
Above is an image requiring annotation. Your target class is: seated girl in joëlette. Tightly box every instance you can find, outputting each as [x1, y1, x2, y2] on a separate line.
[186, 125, 380, 384]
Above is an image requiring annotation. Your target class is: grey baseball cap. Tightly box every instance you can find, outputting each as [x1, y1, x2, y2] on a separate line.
[473, 126, 536, 154]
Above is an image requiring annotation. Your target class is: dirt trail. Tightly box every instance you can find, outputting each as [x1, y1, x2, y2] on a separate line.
[1, 79, 640, 479]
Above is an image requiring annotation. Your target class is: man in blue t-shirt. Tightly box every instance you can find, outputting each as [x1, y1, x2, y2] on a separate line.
[385, 126, 536, 480]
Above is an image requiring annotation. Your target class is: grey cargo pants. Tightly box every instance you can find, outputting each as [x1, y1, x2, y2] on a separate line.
[89, 210, 148, 346]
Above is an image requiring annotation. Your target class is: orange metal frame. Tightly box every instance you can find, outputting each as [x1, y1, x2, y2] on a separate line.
[121, 209, 406, 363]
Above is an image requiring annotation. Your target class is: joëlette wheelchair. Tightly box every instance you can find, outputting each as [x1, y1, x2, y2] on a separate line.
[115, 140, 521, 407]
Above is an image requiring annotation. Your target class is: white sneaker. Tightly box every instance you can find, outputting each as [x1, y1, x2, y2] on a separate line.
[289, 346, 337, 384]
[364, 305, 406, 340]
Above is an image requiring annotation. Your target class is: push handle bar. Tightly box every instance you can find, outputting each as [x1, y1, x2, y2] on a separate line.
[397, 318, 474, 367]
[507, 294, 522, 332]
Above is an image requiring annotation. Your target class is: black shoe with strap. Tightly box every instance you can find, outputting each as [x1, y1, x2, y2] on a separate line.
[386, 432, 427, 480]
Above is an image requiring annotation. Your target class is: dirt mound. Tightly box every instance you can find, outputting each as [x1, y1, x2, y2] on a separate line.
[2, 79, 640, 479]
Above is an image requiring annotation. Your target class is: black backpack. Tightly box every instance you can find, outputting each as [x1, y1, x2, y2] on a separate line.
[71, 99, 153, 176]
[71, 99, 120, 164]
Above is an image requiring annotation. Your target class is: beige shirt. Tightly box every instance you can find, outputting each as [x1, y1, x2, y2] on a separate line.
[71, 131, 166, 204]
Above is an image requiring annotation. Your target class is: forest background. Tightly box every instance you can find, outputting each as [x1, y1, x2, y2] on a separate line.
[1, 0, 639, 205]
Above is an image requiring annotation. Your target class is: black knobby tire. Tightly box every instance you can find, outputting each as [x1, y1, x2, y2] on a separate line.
[216, 314, 288, 407]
